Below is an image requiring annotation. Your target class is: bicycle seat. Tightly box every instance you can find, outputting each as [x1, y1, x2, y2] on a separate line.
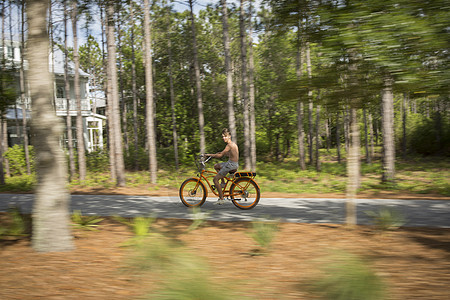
[228, 169, 237, 175]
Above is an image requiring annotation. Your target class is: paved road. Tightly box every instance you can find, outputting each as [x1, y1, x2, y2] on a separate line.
[0, 194, 449, 227]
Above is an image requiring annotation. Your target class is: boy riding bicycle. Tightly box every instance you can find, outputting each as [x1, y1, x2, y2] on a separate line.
[205, 128, 239, 205]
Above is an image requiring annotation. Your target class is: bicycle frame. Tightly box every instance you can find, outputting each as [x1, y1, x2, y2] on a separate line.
[192, 157, 258, 199]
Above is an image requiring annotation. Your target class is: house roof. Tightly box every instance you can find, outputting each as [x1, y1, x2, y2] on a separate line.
[51, 47, 89, 77]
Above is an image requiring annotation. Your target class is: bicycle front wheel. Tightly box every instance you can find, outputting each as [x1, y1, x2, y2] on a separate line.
[230, 177, 260, 210]
[179, 178, 207, 208]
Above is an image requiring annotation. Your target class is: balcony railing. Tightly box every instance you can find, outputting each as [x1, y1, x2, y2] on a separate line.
[55, 98, 90, 111]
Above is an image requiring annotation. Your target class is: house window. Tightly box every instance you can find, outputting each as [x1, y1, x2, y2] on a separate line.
[57, 85, 65, 98]
[7, 46, 13, 59]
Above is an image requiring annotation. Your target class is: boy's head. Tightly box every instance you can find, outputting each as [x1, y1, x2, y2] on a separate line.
[222, 128, 231, 138]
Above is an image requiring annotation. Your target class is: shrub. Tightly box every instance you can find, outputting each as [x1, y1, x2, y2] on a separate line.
[312, 252, 386, 300]
[4, 145, 35, 175]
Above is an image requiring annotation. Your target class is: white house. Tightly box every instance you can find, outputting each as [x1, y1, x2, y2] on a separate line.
[1, 40, 106, 153]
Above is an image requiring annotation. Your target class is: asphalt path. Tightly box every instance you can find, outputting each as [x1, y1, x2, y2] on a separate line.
[0, 194, 449, 228]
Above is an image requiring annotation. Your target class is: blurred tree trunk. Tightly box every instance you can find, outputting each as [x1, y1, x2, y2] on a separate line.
[363, 108, 371, 164]
[221, 0, 237, 143]
[381, 74, 395, 182]
[306, 42, 314, 165]
[0, 120, 4, 185]
[71, 0, 87, 181]
[130, 3, 139, 171]
[27, 0, 74, 252]
[248, 0, 256, 171]
[402, 92, 409, 158]
[295, 24, 306, 170]
[188, 0, 205, 154]
[64, 0, 75, 180]
[240, 0, 251, 170]
[18, 0, 30, 175]
[1, 120, 9, 176]
[336, 112, 341, 164]
[117, 20, 129, 153]
[168, 37, 179, 170]
[315, 104, 321, 172]
[346, 107, 360, 226]
[143, 0, 157, 183]
[106, 0, 126, 186]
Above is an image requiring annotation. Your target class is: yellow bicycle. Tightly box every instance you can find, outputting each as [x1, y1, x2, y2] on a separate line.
[179, 155, 261, 209]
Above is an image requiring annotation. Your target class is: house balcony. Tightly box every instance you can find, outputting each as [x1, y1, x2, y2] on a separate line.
[55, 98, 91, 117]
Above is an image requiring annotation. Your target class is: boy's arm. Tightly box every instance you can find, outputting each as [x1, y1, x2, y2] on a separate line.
[206, 144, 230, 158]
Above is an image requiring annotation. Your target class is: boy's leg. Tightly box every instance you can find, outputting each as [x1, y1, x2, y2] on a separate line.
[213, 174, 225, 200]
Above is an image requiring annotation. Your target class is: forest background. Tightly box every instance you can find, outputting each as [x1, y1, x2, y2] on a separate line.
[0, 0, 449, 205]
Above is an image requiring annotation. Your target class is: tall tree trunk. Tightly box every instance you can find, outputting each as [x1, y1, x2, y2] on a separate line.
[64, 0, 75, 180]
[306, 42, 313, 165]
[117, 20, 128, 152]
[336, 112, 342, 164]
[368, 112, 374, 160]
[295, 23, 306, 170]
[220, 0, 237, 143]
[168, 37, 179, 170]
[27, 0, 74, 252]
[346, 107, 360, 226]
[381, 74, 395, 182]
[19, 0, 30, 175]
[240, 0, 251, 170]
[402, 92, 408, 158]
[315, 104, 321, 171]
[0, 119, 4, 185]
[363, 107, 371, 164]
[188, 0, 205, 154]
[1, 120, 9, 176]
[130, 3, 139, 171]
[143, 0, 157, 183]
[248, 0, 256, 171]
[106, 1, 126, 186]
[71, 1, 87, 181]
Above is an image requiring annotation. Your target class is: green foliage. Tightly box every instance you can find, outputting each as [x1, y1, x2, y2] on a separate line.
[312, 252, 386, 300]
[0, 206, 30, 237]
[114, 215, 156, 243]
[86, 150, 110, 172]
[4, 145, 35, 176]
[364, 207, 406, 231]
[71, 210, 104, 231]
[248, 217, 279, 255]
[126, 233, 246, 300]
[187, 207, 211, 232]
[0, 174, 36, 192]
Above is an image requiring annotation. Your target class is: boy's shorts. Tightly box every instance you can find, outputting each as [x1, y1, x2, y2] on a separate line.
[218, 160, 239, 176]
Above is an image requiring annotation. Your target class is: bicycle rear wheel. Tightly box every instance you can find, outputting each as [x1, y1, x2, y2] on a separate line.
[179, 178, 207, 208]
[230, 177, 260, 210]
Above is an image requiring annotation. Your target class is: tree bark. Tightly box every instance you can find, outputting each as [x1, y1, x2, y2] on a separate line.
[130, 3, 139, 171]
[143, 0, 157, 183]
[168, 36, 179, 170]
[381, 74, 395, 182]
[106, 1, 126, 186]
[336, 112, 342, 163]
[64, 0, 75, 180]
[27, 0, 74, 252]
[220, 0, 237, 143]
[18, 1, 30, 175]
[315, 104, 321, 172]
[346, 107, 360, 226]
[363, 107, 371, 164]
[402, 92, 408, 158]
[188, 0, 206, 154]
[71, 0, 87, 181]
[240, 0, 251, 170]
[306, 42, 313, 165]
[248, 0, 256, 171]
[295, 23, 306, 170]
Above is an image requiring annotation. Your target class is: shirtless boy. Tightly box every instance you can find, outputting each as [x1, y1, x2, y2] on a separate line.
[205, 128, 239, 205]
